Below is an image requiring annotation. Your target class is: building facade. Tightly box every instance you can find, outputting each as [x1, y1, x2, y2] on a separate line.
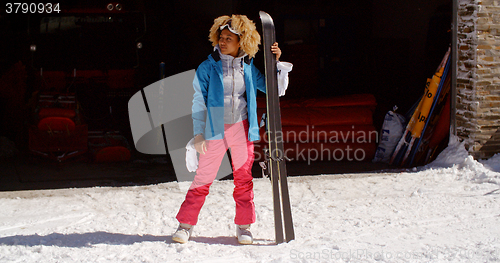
[456, 0, 500, 159]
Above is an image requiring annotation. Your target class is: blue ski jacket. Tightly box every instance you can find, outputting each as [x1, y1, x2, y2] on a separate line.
[192, 50, 266, 142]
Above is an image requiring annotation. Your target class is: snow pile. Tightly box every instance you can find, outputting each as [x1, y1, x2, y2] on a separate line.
[427, 135, 470, 168]
[426, 135, 500, 185]
[1, 137, 500, 262]
[480, 154, 500, 172]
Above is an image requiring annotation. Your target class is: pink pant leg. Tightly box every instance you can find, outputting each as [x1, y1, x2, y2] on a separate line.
[176, 138, 228, 225]
[227, 120, 256, 225]
[176, 120, 256, 226]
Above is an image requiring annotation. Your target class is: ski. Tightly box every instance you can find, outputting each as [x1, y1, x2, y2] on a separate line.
[408, 53, 452, 166]
[390, 47, 450, 167]
[259, 11, 295, 244]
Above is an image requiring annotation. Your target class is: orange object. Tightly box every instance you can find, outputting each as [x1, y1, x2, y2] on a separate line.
[254, 94, 377, 162]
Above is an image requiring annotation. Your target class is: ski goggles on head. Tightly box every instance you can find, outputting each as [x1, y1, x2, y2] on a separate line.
[219, 19, 241, 35]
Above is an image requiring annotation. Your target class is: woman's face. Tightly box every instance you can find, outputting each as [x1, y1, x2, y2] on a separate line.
[218, 28, 240, 57]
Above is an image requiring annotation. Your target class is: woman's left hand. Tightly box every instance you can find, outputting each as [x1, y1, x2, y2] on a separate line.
[271, 42, 281, 61]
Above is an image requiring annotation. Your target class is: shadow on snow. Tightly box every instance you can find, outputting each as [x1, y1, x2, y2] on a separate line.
[0, 232, 275, 247]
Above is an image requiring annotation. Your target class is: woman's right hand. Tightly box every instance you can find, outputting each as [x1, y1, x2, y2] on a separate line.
[194, 134, 207, 154]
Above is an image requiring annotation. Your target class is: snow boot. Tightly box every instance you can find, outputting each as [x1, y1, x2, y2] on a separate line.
[172, 223, 193, 244]
[236, 224, 253, 245]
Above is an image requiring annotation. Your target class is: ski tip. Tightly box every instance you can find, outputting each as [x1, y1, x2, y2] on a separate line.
[259, 11, 273, 21]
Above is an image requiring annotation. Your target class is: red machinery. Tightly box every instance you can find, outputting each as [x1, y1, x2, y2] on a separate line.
[27, 3, 144, 162]
[29, 92, 88, 161]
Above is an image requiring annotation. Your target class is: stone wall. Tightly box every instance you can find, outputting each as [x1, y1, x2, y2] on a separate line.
[457, 0, 500, 159]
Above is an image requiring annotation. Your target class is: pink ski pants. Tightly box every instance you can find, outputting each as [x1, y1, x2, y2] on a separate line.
[176, 120, 256, 226]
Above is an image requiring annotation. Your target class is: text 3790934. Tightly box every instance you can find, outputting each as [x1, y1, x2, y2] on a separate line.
[5, 3, 60, 14]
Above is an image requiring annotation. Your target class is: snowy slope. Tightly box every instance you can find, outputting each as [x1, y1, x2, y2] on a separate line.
[1, 137, 500, 263]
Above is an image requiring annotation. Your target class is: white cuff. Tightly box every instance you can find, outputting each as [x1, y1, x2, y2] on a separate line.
[277, 61, 293, 97]
[185, 138, 198, 172]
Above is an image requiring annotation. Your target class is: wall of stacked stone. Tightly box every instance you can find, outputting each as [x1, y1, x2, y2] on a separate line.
[457, 0, 500, 159]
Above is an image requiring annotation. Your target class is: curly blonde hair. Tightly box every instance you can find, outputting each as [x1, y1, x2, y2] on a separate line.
[209, 14, 261, 58]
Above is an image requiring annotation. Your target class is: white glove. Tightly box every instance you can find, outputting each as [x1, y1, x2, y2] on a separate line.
[185, 138, 198, 172]
[277, 61, 293, 96]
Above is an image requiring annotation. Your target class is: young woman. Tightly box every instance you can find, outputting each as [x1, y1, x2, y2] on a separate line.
[173, 14, 291, 245]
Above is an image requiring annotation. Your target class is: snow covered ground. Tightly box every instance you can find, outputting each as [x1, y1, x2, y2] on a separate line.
[1, 137, 500, 263]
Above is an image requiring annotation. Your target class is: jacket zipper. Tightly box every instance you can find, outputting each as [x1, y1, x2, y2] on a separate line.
[232, 57, 236, 124]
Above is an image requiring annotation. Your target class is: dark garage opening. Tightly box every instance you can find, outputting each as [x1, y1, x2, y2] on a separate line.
[0, 0, 452, 190]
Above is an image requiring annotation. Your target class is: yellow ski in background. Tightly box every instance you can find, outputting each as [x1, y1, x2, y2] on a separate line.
[390, 47, 451, 166]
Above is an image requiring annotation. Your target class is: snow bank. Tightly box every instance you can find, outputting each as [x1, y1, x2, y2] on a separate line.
[426, 135, 500, 185]
[427, 135, 470, 168]
[480, 153, 500, 173]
